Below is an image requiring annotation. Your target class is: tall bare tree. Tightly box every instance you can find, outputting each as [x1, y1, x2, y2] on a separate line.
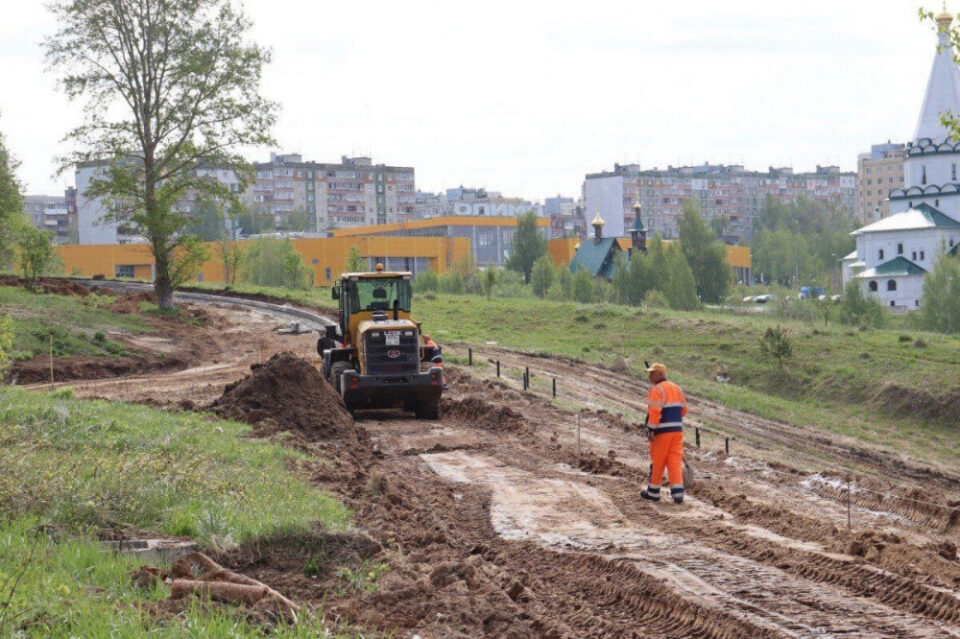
[45, 0, 277, 308]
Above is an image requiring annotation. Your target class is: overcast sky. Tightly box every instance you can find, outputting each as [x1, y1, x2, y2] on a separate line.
[0, 0, 946, 200]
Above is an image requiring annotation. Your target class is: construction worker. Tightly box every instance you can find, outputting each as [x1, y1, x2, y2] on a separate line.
[422, 334, 443, 368]
[641, 362, 688, 504]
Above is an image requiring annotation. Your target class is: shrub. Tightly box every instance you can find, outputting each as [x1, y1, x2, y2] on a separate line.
[572, 267, 595, 304]
[414, 268, 439, 292]
[242, 238, 311, 289]
[919, 253, 960, 334]
[0, 318, 11, 379]
[643, 289, 669, 309]
[759, 324, 792, 369]
[493, 269, 530, 298]
[838, 281, 885, 328]
[531, 255, 555, 298]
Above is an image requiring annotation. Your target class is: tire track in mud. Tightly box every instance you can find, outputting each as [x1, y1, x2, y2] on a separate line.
[420, 446, 960, 638]
[463, 346, 960, 524]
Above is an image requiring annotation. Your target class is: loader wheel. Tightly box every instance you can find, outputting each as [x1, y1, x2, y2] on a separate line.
[416, 396, 441, 420]
[330, 361, 352, 395]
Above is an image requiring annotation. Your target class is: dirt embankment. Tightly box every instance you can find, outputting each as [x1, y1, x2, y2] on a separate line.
[209, 352, 354, 441]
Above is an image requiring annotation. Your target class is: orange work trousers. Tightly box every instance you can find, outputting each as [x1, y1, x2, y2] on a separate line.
[649, 431, 684, 488]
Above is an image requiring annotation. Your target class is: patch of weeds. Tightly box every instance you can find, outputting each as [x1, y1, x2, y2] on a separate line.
[915, 338, 928, 348]
[898, 334, 913, 343]
[335, 560, 389, 595]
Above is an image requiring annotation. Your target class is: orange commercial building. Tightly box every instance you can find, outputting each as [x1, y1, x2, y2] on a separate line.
[54, 235, 470, 286]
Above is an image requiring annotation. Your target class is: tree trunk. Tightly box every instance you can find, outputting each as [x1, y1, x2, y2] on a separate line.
[154, 247, 175, 310]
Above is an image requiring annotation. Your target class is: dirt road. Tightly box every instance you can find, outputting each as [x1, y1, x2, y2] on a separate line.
[40, 303, 960, 637]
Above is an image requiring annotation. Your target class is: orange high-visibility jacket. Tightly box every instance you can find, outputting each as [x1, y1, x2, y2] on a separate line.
[647, 380, 687, 434]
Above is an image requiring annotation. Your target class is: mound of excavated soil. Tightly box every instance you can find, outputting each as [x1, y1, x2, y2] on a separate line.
[870, 382, 960, 423]
[440, 395, 529, 433]
[210, 352, 353, 439]
[0, 275, 90, 296]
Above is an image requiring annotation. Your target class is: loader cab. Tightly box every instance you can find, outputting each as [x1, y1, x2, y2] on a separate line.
[332, 272, 413, 344]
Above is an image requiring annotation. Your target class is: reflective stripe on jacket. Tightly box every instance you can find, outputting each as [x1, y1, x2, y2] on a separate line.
[647, 380, 687, 434]
[425, 339, 443, 367]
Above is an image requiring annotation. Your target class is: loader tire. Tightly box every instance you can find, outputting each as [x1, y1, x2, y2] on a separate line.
[330, 361, 352, 396]
[416, 396, 441, 420]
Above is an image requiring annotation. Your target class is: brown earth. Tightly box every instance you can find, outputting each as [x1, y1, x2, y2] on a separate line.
[28, 302, 960, 638]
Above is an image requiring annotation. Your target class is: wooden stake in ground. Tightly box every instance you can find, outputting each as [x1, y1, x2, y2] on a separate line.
[847, 474, 853, 532]
[577, 413, 582, 459]
[48, 334, 54, 387]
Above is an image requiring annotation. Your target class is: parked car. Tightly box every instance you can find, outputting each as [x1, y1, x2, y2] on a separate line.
[742, 296, 755, 303]
[753, 294, 773, 304]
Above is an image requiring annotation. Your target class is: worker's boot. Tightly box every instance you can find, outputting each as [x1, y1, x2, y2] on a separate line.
[640, 486, 660, 502]
[670, 486, 685, 505]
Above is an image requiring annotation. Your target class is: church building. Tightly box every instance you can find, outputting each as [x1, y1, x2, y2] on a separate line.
[843, 7, 960, 310]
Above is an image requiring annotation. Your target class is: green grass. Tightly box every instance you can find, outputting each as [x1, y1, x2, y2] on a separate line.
[409, 294, 960, 467]
[0, 387, 354, 637]
[0, 387, 348, 544]
[0, 286, 147, 361]
[177, 282, 960, 466]
[0, 519, 357, 638]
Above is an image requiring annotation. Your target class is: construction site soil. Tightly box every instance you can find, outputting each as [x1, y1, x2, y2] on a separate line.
[23, 293, 960, 637]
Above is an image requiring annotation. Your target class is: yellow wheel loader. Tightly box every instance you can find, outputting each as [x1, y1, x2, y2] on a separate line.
[318, 265, 443, 418]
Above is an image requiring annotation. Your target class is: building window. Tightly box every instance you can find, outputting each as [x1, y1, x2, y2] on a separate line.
[953, 163, 957, 181]
[936, 199, 940, 207]
[890, 300, 896, 307]
[115, 265, 135, 278]
[869, 280, 878, 292]
[921, 250, 925, 260]
[897, 243, 903, 255]
[879, 249, 884, 260]
[325, 267, 331, 281]
[912, 251, 917, 260]
[887, 279, 897, 291]
[922, 165, 927, 185]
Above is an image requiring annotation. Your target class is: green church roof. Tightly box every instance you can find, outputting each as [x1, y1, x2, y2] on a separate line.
[630, 215, 645, 233]
[569, 237, 620, 279]
[856, 256, 928, 278]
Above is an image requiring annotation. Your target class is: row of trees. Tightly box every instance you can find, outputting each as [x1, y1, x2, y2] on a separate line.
[750, 196, 856, 288]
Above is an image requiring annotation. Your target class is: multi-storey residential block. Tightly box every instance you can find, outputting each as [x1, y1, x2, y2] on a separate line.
[23, 190, 77, 244]
[583, 163, 857, 242]
[444, 186, 542, 217]
[856, 142, 906, 224]
[247, 154, 415, 232]
[413, 190, 445, 219]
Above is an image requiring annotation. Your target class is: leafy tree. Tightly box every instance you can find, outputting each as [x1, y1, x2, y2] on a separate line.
[556, 264, 573, 299]
[663, 246, 700, 311]
[572, 266, 595, 304]
[678, 200, 731, 303]
[414, 268, 439, 293]
[838, 281, 885, 328]
[0, 317, 12, 380]
[505, 211, 546, 283]
[920, 253, 960, 334]
[344, 245, 365, 273]
[483, 267, 496, 299]
[530, 255, 555, 298]
[278, 207, 313, 233]
[46, 0, 277, 309]
[169, 235, 211, 288]
[237, 205, 275, 236]
[244, 238, 310, 289]
[16, 226, 55, 290]
[759, 325, 792, 369]
[0, 121, 24, 266]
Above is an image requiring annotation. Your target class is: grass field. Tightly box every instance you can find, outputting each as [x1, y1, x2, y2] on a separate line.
[0, 387, 352, 637]
[414, 294, 960, 466]
[0, 286, 146, 361]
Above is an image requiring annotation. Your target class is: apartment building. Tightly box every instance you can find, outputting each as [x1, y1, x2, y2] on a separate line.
[23, 189, 77, 244]
[583, 163, 857, 242]
[413, 190, 445, 219]
[444, 186, 542, 217]
[856, 142, 906, 224]
[247, 154, 415, 232]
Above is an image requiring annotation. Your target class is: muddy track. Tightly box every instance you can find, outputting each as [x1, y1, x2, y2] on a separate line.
[25, 280, 960, 637]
